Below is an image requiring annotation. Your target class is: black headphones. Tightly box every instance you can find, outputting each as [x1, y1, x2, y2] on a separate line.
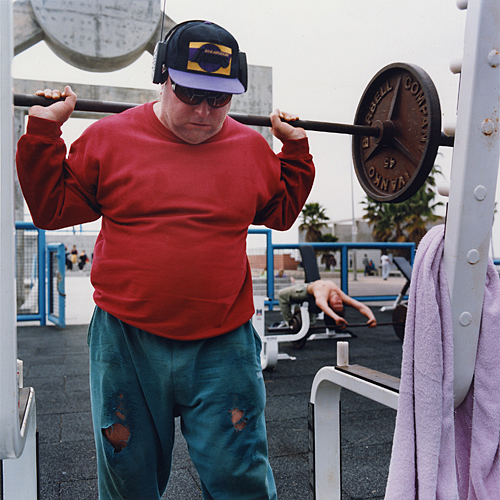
[152, 20, 248, 92]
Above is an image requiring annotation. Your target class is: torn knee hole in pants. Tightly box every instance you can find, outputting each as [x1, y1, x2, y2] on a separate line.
[229, 408, 248, 431]
[102, 393, 130, 452]
[103, 423, 130, 452]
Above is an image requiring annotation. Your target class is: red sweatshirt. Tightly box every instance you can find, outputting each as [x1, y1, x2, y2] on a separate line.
[16, 102, 315, 340]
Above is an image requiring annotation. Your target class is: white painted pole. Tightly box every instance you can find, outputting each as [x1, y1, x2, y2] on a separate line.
[443, 0, 500, 407]
[0, 0, 24, 459]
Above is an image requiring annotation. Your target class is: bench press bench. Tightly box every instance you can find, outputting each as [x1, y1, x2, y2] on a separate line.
[286, 245, 355, 348]
[309, 342, 400, 499]
[255, 245, 355, 370]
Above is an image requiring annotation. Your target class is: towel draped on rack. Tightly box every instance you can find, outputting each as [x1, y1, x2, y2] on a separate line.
[384, 224, 500, 500]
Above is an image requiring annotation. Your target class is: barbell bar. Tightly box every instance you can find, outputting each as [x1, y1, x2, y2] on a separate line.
[288, 303, 408, 346]
[332, 303, 407, 341]
[9, 93, 389, 137]
[12, 62, 454, 204]
[12, 92, 453, 146]
[272, 318, 405, 333]
[331, 321, 404, 329]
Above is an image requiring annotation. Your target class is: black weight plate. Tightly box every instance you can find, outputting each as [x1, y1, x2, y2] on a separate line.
[352, 63, 441, 203]
[392, 303, 408, 342]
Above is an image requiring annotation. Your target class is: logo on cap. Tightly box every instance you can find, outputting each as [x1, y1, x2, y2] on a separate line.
[186, 42, 232, 76]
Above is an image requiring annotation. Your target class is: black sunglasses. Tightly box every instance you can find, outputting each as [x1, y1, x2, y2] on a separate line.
[170, 80, 232, 108]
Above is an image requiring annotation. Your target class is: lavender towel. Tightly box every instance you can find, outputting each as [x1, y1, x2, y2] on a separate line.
[384, 224, 500, 500]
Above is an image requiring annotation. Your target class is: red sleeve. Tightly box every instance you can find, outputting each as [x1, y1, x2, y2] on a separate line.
[15, 116, 101, 230]
[252, 137, 315, 230]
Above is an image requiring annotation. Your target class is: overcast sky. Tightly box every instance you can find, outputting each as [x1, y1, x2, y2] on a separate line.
[14, 1, 495, 253]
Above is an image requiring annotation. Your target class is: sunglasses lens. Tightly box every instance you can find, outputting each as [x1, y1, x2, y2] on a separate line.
[207, 92, 232, 108]
[172, 81, 231, 108]
[174, 85, 204, 105]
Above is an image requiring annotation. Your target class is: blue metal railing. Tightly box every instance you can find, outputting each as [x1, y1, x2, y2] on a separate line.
[16, 222, 67, 326]
[248, 229, 416, 308]
[248, 228, 274, 300]
[273, 242, 415, 302]
[47, 243, 66, 328]
[16, 222, 46, 324]
[15, 223, 418, 323]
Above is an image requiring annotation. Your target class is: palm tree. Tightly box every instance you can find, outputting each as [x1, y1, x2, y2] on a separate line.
[299, 203, 330, 242]
[299, 203, 338, 269]
[319, 233, 339, 270]
[362, 165, 443, 246]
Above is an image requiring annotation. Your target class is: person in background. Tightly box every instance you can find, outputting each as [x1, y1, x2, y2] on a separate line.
[70, 244, 78, 267]
[363, 253, 370, 276]
[78, 250, 89, 271]
[65, 246, 73, 270]
[381, 251, 391, 280]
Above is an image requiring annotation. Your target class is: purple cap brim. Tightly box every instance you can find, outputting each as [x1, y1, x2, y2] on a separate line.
[168, 68, 245, 94]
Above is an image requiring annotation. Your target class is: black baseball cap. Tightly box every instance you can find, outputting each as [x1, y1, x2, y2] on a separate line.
[166, 20, 245, 94]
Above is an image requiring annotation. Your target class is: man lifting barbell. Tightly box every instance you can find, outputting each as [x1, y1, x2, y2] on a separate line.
[14, 61, 455, 205]
[15, 20, 315, 500]
[15, 60, 435, 355]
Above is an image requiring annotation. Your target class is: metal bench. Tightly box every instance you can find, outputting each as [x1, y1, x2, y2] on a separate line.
[256, 245, 353, 370]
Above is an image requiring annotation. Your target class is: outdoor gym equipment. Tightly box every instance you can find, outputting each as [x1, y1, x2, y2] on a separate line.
[310, 0, 500, 498]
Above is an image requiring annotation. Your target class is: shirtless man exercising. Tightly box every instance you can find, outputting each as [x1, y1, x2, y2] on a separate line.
[277, 279, 377, 329]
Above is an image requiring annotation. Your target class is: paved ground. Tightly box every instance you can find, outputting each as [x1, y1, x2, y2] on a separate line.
[15, 274, 404, 499]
